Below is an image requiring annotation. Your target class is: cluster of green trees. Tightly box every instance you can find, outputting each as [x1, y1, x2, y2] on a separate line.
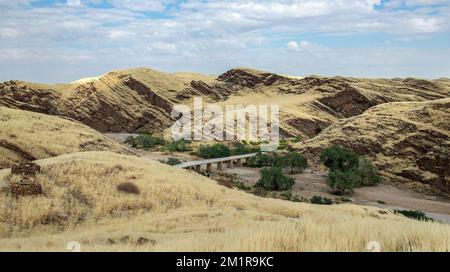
[320, 145, 381, 195]
[257, 167, 295, 191]
[196, 142, 259, 159]
[125, 134, 191, 152]
[252, 152, 308, 191]
[248, 152, 307, 174]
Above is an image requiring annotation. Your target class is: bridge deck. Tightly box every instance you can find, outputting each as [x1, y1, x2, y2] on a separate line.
[176, 153, 258, 168]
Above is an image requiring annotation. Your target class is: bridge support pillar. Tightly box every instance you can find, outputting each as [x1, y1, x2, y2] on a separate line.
[195, 165, 201, 172]
[236, 158, 243, 167]
[217, 162, 223, 171]
[206, 163, 212, 172]
[226, 160, 232, 168]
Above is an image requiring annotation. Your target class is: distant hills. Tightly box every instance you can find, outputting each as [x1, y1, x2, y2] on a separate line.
[0, 67, 449, 195]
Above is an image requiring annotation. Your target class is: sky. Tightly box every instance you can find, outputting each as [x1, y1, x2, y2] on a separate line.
[0, 0, 449, 83]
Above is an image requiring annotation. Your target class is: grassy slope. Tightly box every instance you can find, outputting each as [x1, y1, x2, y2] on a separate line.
[295, 98, 450, 195]
[0, 151, 448, 251]
[0, 106, 131, 169]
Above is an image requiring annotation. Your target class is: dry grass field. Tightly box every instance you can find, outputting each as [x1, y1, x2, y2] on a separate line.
[0, 152, 448, 252]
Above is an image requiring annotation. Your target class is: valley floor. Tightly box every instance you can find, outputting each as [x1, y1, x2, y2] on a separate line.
[126, 145, 450, 224]
[223, 167, 450, 223]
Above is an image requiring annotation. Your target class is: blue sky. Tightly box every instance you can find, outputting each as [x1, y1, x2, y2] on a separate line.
[0, 0, 449, 83]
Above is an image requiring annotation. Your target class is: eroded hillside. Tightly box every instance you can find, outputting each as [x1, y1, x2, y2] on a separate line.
[295, 98, 450, 196]
[1, 67, 449, 139]
[0, 107, 131, 169]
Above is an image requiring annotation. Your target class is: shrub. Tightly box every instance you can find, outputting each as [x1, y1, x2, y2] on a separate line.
[320, 145, 359, 171]
[166, 139, 191, 152]
[394, 210, 434, 222]
[257, 167, 295, 191]
[353, 157, 381, 186]
[231, 141, 259, 155]
[125, 134, 165, 149]
[327, 169, 357, 195]
[310, 196, 333, 205]
[321, 145, 381, 194]
[247, 152, 283, 168]
[283, 152, 308, 174]
[197, 143, 231, 159]
[164, 158, 182, 165]
[117, 182, 140, 195]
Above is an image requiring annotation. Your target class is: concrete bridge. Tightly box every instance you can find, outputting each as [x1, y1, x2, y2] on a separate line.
[176, 153, 258, 172]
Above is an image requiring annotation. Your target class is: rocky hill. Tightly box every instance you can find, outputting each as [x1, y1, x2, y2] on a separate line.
[0, 106, 131, 169]
[296, 98, 450, 196]
[1, 67, 449, 139]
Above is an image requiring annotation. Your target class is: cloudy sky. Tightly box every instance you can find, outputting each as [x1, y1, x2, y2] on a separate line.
[1, 0, 449, 83]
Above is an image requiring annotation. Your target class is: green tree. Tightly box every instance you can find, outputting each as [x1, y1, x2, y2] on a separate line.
[197, 143, 231, 159]
[257, 167, 295, 191]
[247, 152, 283, 168]
[327, 169, 357, 195]
[166, 139, 191, 152]
[353, 157, 381, 187]
[283, 152, 308, 174]
[320, 145, 359, 171]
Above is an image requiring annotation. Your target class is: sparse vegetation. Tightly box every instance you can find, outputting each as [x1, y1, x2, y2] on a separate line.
[125, 134, 165, 149]
[394, 210, 434, 222]
[197, 142, 260, 159]
[117, 182, 140, 195]
[165, 139, 191, 152]
[310, 196, 333, 205]
[257, 167, 295, 191]
[162, 158, 182, 166]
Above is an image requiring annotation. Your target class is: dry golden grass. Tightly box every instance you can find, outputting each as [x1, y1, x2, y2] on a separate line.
[0, 106, 130, 168]
[0, 151, 448, 252]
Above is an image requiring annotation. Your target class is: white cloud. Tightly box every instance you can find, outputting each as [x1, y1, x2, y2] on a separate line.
[287, 40, 327, 52]
[67, 0, 82, 7]
[0, 0, 449, 82]
[109, 0, 169, 12]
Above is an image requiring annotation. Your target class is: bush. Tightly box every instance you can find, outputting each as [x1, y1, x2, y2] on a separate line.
[247, 152, 283, 168]
[353, 157, 381, 186]
[327, 169, 357, 195]
[117, 182, 140, 195]
[231, 141, 259, 155]
[166, 139, 191, 152]
[164, 158, 182, 165]
[321, 145, 381, 194]
[197, 143, 231, 159]
[125, 134, 165, 149]
[320, 145, 359, 171]
[310, 196, 333, 205]
[394, 210, 434, 222]
[283, 152, 308, 174]
[257, 167, 295, 191]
